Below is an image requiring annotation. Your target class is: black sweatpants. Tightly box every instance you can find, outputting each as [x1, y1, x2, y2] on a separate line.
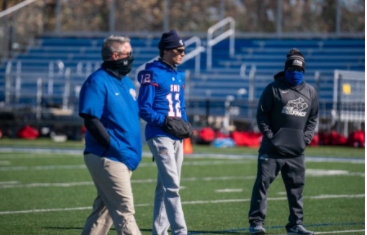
[248, 154, 305, 228]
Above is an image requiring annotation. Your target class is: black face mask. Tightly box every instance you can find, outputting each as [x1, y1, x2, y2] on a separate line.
[102, 55, 134, 78]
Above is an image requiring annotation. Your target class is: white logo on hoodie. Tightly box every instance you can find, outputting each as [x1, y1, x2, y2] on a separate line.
[282, 97, 308, 117]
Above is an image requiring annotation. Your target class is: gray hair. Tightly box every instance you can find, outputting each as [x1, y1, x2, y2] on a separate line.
[101, 35, 130, 61]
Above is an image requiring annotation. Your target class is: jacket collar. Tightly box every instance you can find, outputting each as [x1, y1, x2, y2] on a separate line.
[158, 58, 177, 71]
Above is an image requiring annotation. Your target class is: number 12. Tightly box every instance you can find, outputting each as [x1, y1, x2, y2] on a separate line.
[166, 93, 181, 117]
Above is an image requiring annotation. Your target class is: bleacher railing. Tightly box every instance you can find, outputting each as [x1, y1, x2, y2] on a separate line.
[4, 60, 66, 104]
[135, 36, 205, 81]
[206, 17, 235, 70]
[180, 36, 205, 75]
[332, 70, 365, 136]
[0, 0, 43, 59]
[48, 60, 65, 96]
[240, 63, 256, 101]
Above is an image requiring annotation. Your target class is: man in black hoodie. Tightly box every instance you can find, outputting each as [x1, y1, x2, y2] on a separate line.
[248, 49, 318, 235]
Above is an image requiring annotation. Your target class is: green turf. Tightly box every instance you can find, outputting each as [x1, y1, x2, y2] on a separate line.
[0, 137, 365, 158]
[0, 151, 364, 234]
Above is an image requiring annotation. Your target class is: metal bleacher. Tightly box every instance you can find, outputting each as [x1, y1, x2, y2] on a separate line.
[0, 36, 364, 122]
[188, 39, 364, 101]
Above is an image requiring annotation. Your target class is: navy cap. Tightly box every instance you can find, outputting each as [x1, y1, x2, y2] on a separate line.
[285, 48, 306, 72]
[158, 29, 185, 50]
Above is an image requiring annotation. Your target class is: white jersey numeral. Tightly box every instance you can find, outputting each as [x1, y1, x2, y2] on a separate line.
[166, 93, 181, 117]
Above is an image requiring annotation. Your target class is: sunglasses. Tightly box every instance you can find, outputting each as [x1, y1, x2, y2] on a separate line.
[173, 49, 185, 54]
[116, 50, 133, 57]
[287, 67, 303, 72]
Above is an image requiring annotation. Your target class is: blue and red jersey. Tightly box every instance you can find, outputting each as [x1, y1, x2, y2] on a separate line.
[137, 60, 188, 140]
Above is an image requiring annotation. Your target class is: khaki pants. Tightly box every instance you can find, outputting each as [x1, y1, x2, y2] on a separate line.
[82, 153, 141, 235]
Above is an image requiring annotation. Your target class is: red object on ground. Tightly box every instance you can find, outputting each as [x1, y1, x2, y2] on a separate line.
[216, 131, 229, 138]
[198, 127, 216, 143]
[309, 133, 319, 146]
[347, 130, 365, 148]
[318, 132, 329, 145]
[17, 125, 39, 139]
[231, 131, 262, 147]
[328, 131, 347, 146]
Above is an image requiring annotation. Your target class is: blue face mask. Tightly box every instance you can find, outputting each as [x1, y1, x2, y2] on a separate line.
[285, 70, 303, 86]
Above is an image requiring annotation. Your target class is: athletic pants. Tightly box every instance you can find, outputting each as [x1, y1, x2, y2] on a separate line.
[248, 154, 305, 228]
[81, 153, 141, 235]
[147, 136, 187, 235]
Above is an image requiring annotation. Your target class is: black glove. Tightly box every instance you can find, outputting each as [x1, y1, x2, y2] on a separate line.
[162, 117, 193, 139]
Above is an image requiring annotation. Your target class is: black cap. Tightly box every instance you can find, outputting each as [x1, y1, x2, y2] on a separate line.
[284, 48, 305, 72]
[158, 29, 185, 50]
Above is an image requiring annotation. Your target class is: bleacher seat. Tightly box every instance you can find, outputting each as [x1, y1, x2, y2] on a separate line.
[0, 37, 364, 115]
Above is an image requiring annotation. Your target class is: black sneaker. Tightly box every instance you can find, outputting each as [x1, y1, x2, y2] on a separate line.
[249, 225, 266, 234]
[286, 225, 314, 235]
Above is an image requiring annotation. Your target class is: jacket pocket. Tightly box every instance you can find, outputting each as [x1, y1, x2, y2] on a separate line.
[107, 135, 120, 154]
[271, 128, 306, 156]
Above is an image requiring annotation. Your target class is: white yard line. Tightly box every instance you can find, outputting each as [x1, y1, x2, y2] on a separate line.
[0, 161, 10, 165]
[0, 181, 18, 185]
[0, 176, 256, 189]
[0, 165, 87, 171]
[0, 148, 364, 163]
[215, 189, 243, 193]
[0, 194, 363, 215]
[0, 160, 250, 171]
[314, 229, 365, 234]
[306, 169, 365, 177]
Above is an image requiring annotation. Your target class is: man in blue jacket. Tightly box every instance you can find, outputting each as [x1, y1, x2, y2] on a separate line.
[79, 35, 142, 235]
[138, 29, 193, 235]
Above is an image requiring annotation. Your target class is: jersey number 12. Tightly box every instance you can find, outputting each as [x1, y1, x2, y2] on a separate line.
[166, 93, 181, 117]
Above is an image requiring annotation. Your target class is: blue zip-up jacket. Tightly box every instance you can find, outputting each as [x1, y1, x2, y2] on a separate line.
[137, 60, 188, 140]
[79, 68, 142, 170]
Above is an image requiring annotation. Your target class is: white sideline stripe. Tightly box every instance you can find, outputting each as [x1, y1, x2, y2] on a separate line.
[0, 194, 363, 215]
[0, 165, 86, 171]
[306, 169, 365, 177]
[0, 176, 256, 189]
[0, 148, 364, 163]
[0, 160, 250, 171]
[0, 181, 18, 185]
[307, 194, 365, 199]
[215, 189, 243, 193]
[315, 229, 365, 234]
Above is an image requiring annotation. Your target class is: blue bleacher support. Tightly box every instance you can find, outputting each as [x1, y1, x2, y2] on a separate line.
[0, 37, 364, 109]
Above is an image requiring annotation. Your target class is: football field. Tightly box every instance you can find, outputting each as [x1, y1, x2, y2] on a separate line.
[0, 141, 364, 235]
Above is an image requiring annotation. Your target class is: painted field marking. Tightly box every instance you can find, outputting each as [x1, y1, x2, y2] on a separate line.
[0, 176, 256, 189]
[188, 223, 365, 235]
[215, 189, 243, 193]
[0, 181, 18, 185]
[315, 229, 365, 234]
[0, 161, 10, 165]
[0, 194, 363, 215]
[0, 147, 364, 163]
[0, 160, 251, 171]
[306, 169, 364, 177]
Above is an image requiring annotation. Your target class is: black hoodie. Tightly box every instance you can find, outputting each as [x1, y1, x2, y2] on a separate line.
[257, 71, 319, 157]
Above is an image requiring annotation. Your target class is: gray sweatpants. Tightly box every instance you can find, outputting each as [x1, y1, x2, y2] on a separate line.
[248, 154, 305, 228]
[147, 136, 187, 235]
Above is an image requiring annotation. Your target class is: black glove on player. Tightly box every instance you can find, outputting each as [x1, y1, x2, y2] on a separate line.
[162, 117, 193, 139]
